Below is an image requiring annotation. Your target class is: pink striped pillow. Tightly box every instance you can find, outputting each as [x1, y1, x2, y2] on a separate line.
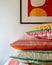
[8, 59, 19, 65]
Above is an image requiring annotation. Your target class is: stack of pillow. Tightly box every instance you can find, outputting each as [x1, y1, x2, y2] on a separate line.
[10, 24, 52, 65]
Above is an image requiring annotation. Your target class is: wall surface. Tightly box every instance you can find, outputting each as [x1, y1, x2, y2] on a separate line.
[0, 0, 38, 65]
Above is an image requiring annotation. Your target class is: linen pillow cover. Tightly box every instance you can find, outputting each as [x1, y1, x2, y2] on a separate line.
[26, 24, 52, 39]
[10, 50, 52, 63]
[10, 38, 52, 50]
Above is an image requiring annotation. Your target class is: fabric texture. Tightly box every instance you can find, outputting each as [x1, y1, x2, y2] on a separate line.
[10, 38, 52, 50]
[6, 59, 19, 65]
[26, 24, 52, 39]
[11, 50, 52, 63]
[4, 59, 52, 65]
[4, 59, 37, 65]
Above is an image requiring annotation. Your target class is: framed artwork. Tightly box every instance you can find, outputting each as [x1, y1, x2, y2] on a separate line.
[20, 0, 52, 24]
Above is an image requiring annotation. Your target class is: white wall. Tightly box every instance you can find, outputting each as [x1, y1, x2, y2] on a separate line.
[0, 0, 38, 65]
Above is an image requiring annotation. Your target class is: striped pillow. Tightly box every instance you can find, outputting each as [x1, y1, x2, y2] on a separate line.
[11, 50, 52, 63]
[26, 24, 52, 39]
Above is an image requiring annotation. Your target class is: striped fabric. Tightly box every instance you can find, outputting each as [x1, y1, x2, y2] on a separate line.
[11, 50, 52, 63]
[26, 24, 52, 39]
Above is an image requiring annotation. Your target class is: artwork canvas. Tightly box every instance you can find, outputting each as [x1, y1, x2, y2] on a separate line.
[20, 0, 52, 24]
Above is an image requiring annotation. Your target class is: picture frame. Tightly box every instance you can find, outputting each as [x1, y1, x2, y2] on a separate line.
[20, 0, 52, 24]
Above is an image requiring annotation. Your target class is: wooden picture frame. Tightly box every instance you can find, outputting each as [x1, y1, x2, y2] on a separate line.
[20, 0, 52, 24]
